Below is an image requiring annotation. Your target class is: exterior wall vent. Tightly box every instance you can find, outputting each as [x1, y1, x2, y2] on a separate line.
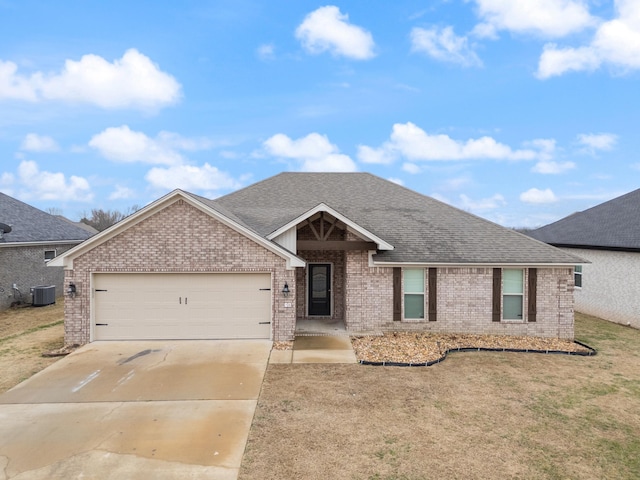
[31, 285, 56, 307]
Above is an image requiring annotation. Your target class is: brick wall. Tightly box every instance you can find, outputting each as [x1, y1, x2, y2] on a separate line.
[344, 250, 394, 332]
[344, 260, 575, 339]
[1, 243, 76, 309]
[64, 199, 295, 345]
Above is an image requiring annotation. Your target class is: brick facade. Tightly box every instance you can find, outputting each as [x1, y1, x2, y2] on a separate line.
[64, 199, 296, 345]
[62, 197, 575, 345]
[341, 263, 574, 339]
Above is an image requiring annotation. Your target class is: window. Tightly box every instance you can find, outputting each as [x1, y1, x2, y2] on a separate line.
[503, 269, 523, 320]
[404, 268, 424, 319]
[44, 250, 56, 262]
[574, 265, 582, 288]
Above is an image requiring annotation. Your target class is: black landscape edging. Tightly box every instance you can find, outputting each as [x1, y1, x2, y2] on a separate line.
[358, 340, 597, 367]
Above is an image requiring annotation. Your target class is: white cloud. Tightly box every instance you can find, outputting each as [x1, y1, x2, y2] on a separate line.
[20, 133, 59, 152]
[89, 126, 214, 165]
[459, 193, 506, 211]
[1, 172, 15, 188]
[257, 44, 276, 61]
[402, 162, 422, 174]
[537, 44, 601, 77]
[109, 185, 136, 200]
[357, 144, 395, 165]
[520, 187, 558, 204]
[411, 26, 482, 67]
[532, 159, 576, 174]
[0, 60, 38, 101]
[577, 132, 618, 152]
[388, 177, 404, 186]
[295, 6, 375, 60]
[359, 122, 538, 163]
[0, 49, 181, 110]
[16, 160, 92, 201]
[473, 0, 596, 38]
[525, 138, 557, 160]
[537, 1, 640, 78]
[145, 163, 241, 193]
[264, 132, 357, 172]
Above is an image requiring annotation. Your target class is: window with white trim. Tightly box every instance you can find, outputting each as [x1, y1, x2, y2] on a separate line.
[44, 250, 56, 262]
[404, 268, 424, 319]
[503, 269, 524, 320]
[574, 265, 582, 288]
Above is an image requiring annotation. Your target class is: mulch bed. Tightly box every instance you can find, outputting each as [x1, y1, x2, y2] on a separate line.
[351, 332, 594, 365]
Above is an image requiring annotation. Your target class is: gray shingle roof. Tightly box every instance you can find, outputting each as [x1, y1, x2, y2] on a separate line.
[0, 192, 94, 244]
[214, 172, 581, 264]
[528, 188, 640, 251]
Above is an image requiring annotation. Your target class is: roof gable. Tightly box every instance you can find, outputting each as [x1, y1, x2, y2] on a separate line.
[528, 188, 640, 251]
[267, 203, 393, 251]
[0, 192, 93, 244]
[49, 190, 304, 269]
[214, 173, 583, 265]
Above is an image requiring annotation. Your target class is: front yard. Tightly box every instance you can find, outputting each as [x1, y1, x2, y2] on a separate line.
[1, 304, 638, 479]
[240, 314, 640, 480]
[0, 301, 64, 393]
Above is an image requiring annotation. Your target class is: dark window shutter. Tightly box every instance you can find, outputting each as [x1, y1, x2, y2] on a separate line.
[393, 267, 402, 321]
[492, 268, 502, 322]
[428, 268, 437, 322]
[528, 268, 537, 322]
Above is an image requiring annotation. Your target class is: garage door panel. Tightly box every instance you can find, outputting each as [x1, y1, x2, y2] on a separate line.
[94, 273, 271, 340]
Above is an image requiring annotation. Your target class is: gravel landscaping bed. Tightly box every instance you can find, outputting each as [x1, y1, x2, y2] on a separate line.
[351, 332, 593, 364]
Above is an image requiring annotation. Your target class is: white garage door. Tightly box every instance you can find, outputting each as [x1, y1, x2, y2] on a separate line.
[93, 273, 272, 340]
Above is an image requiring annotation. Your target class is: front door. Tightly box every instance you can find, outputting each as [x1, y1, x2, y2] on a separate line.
[308, 264, 331, 316]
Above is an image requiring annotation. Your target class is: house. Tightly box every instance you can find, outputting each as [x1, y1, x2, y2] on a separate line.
[0, 192, 95, 309]
[527, 188, 640, 329]
[49, 173, 583, 345]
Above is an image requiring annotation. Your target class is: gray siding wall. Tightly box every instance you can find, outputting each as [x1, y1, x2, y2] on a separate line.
[564, 247, 640, 329]
[0, 244, 75, 309]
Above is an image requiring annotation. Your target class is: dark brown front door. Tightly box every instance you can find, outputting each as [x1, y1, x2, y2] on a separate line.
[308, 264, 331, 316]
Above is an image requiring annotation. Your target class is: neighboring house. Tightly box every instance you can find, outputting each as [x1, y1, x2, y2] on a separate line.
[528, 188, 640, 329]
[0, 192, 95, 309]
[50, 173, 583, 346]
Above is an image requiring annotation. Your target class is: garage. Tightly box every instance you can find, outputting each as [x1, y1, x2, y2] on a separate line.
[92, 273, 272, 340]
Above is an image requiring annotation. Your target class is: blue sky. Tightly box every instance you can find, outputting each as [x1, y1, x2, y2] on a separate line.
[1, 0, 638, 227]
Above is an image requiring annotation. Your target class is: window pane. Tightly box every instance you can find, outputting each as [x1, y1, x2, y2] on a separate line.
[404, 269, 424, 293]
[503, 269, 523, 294]
[312, 268, 327, 299]
[574, 266, 582, 288]
[503, 295, 523, 319]
[404, 294, 424, 319]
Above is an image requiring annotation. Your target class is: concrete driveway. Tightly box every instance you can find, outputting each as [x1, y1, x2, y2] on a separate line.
[0, 340, 272, 480]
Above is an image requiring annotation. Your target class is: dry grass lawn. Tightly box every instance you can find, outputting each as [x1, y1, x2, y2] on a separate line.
[1, 303, 639, 479]
[240, 314, 640, 480]
[0, 301, 64, 393]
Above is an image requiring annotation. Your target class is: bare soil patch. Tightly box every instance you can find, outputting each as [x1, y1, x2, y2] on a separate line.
[240, 313, 640, 480]
[0, 301, 64, 393]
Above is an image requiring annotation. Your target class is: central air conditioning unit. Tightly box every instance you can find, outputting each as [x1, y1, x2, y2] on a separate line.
[31, 285, 56, 307]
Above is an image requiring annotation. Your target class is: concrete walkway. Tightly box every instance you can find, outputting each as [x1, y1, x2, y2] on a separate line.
[269, 335, 357, 364]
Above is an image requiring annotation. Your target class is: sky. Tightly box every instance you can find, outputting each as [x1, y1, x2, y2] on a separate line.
[1, 0, 639, 228]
